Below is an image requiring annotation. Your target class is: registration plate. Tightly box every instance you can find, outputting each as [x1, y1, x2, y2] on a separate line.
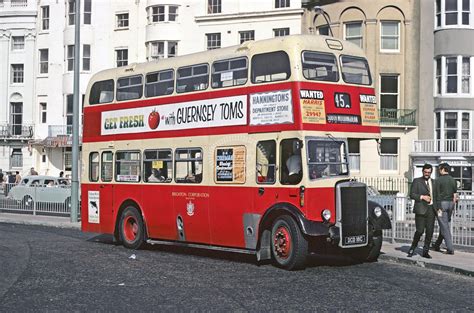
[344, 235, 366, 245]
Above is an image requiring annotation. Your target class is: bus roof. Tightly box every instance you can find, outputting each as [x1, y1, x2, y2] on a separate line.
[86, 34, 367, 93]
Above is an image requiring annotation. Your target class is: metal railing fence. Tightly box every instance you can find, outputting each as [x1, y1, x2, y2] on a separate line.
[0, 183, 73, 216]
[371, 193, 473, 248]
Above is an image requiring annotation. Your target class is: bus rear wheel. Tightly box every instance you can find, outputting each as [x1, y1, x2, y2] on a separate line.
[119, 206, 145, 250]
[271, 215, 308, 270]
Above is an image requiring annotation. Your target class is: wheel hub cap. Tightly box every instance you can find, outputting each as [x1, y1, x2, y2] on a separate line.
[273, 226, 291, 259]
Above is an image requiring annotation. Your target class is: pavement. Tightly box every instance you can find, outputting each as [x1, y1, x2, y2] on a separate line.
[0, 212, 472, 277]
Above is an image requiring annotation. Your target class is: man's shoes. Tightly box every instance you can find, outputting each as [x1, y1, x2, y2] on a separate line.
[444, 250, 454, 255]
[422, 251, 432, 259]
[431, 245, 441, 252]
[407, 248, 415, 257]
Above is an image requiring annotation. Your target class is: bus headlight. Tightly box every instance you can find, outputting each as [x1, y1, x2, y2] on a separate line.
[374, 206, 382, 218]
[322, 209, 331, 222]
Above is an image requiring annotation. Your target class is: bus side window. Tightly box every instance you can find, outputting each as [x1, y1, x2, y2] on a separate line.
[176, 64, 209, 94]
[302, 51, 339, 82]
[145, 69, 174, 98]
[89, 152, 99, 182]
[115, 151, 141, 182]
[117, 75, 143, 101]
[101, 151, 113, 182]
[89, 79, 114, 104]
[214, 146, 246, 184]
[280, 139, 302, 185]
[256, 140, 276, 184]
[211, 57, 248, 88]
[251, 51, 290, 83]
[143, 149, 172, 183]
[175, 148, 203, 183]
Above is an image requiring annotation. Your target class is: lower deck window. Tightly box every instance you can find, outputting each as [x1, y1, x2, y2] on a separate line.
[144, 149, 172, 183]
[115, 151, 141, 182]
[175, 148, 203, 183]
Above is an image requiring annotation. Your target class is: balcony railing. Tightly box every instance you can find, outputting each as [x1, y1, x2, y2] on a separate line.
[0, 0, 29, 9]
[413, 139, 474, 153]
[48, 125, 82, 137]
[380, 109, 416, 126]
[0, 124, 34, 139]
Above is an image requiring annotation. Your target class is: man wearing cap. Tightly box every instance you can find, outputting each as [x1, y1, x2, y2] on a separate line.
[432, 162, 458, 255]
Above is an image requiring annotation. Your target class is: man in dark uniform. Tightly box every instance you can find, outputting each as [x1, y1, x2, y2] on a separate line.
[433, 162, 458, 255]
[408, 163, 436, 258]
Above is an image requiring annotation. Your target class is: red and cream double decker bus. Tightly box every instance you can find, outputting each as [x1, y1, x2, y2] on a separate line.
[81, 35, 391, 270]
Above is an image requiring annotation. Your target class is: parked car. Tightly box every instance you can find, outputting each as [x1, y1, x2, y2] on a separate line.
[7, 175, 71, 208]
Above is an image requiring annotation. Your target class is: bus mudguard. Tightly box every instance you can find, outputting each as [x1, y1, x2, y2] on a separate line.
[368, 200, 392, 232]
[256, 202, 330, 261]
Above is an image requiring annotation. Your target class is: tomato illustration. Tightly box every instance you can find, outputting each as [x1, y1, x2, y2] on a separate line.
[148, 110, 160, 129]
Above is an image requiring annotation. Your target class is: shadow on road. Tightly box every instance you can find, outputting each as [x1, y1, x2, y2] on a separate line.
[86, 233, 364, 268]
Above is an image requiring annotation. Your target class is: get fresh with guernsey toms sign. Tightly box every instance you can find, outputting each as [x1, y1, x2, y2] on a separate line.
[101, 95, 247, 135]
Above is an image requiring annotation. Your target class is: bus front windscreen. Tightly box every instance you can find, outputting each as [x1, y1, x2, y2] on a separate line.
[306, 139, 349, 180]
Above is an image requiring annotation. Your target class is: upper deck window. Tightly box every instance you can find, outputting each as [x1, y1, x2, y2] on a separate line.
[251, 51, 290, 83]
[302, 51, 339, 82]
[117, 75, 143, 101]
[145, 69, 174, 97]
[176, 64, 209, 93]
[211, 57, 248, 88]
[340, 56, 371, 85]
[89, 79, 114, 104]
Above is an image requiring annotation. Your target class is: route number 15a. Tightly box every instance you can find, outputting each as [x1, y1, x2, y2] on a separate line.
[334, 93, 351, 109]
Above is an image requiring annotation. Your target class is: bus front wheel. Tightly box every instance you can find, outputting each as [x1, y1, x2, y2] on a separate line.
[271, 215, 308, 270]
[119, 206, 145, 250]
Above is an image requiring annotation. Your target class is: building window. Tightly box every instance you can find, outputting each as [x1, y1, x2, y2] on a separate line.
[239, 30, 254, 44]
[41, 6, 50, 30]
[435, 0, 472, 28]
[348, 139, 360, 172]
[380, 75, 399, 113]
[84, 0, 91, 24]
[116, 12, 129, 28]
[39, 49, 48, 74]
[66, 45, 74, 71]
[149, 5, 178, 22]
[462, 56, 471, 93]
[11, 148, 23, 168]
[40, 103, 47, 123]
[273, 28, 290, 37]
[380, 139, 398, 171]
[435, 111, 472, 153]
[11, 64, 24, 83]
[10, 102, 23, 136]
[147, 41, 178, 60]
[317, 25, 329, 35]
[12, 36, 24, 50]
[65, 147, 73, 171]
[151, 5, 165, 22]
[275, 0, 290, 8]
[169, 6, 178, 21]
[380, 21, 399, 52]
[66, 94, 73, 135]
[208, 0, 221, 14]
[68, 0, 75, 25]
[344, 22, 363, 48]
[83, 45, 90, 71]
[436, 56, 472, 95]
[446, 56, 458, 93]
[206, 33, 221, 50]
[116, 48, 128, 67]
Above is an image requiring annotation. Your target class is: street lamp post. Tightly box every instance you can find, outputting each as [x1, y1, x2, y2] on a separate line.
[71, 0, 81, 223]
